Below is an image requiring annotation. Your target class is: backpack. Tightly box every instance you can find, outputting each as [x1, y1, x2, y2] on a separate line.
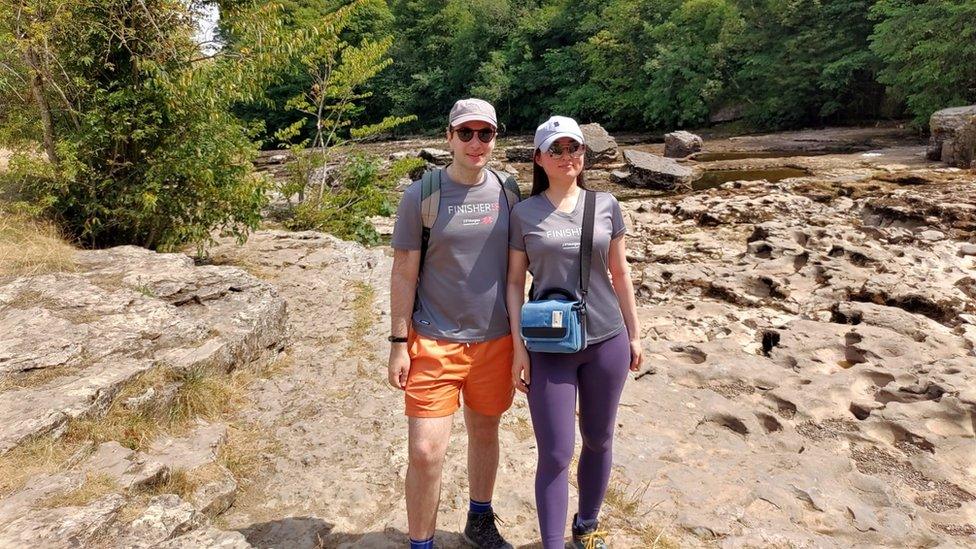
[418, 167, 521, 272]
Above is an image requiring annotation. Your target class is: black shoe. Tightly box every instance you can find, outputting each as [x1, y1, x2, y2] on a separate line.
[462, 510, 513, 549]
[570, 513, 608, 549]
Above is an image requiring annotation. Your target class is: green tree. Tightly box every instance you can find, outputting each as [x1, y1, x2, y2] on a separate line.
[732, 0, 884, 129]
[224, 0, 396, 145]
[0, 0, 296, 250]
[870, 0, 976, 126]
[265, 0, 415, 244]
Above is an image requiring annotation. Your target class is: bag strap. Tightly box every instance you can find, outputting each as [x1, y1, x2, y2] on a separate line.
[579, 190, 596, 301]
[419, 168, 441, 274]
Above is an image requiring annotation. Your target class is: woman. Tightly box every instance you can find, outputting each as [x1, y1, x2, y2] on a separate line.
[507, 116, 642, 549]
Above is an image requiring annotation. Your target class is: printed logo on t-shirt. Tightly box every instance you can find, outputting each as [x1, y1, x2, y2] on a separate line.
[449, 202, 500, 215]
[452, 202, 499, 228]
[545, 228, 583, 239]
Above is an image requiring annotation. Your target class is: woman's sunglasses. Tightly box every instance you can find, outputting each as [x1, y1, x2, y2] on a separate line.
[546, 142, 586, 158]
[453, 127, 496, 143]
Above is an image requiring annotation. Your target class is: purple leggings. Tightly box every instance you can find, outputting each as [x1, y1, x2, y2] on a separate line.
[528, 330, 631, 548]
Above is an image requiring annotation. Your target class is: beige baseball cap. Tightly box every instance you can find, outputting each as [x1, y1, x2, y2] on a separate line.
[448, 98, 497, 128]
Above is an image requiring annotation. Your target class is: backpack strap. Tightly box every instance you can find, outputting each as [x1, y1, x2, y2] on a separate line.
[488, 168, 521, 211]
[418, 168, 442, 275]
[419, 168, 518, 274]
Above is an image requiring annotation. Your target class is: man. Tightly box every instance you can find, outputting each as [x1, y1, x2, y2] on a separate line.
[388, 98, 517, 549]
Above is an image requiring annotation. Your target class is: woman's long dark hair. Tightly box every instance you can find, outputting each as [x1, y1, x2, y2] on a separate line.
[530, 151, 588, 196]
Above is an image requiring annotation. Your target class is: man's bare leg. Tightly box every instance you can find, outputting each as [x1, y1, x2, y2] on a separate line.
[464, 406, 502, 503]
[406, 415, 454, 541]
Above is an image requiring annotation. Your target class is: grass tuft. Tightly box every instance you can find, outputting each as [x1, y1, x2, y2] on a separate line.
[39, 472, 118, 508]
[599, 471, 682, 549]
[137, 468, 196, 499]
[0, 213, 76, 278]
[217, 422, 279, 482]
[346, 282, 378, 372]
[66, 365, 246, 452]
[168, 366, 242, 425]
[0, 436, 90, 498]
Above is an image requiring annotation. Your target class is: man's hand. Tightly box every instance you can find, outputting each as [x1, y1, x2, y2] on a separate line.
[388, 345, 410, 389]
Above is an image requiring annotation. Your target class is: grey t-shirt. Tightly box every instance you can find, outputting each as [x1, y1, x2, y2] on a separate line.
[391, 169, 515, 342]
[509, 191, 627, 344]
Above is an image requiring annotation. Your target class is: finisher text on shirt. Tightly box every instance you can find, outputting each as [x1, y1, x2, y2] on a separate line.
[448, 202, 499, 215]
[546, 227, 583, 239]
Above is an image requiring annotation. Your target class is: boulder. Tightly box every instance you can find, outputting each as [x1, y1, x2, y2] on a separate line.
[0, 494, 125, 548]
[927, 105, 976, 168]
[418, 148, 452, 166]
[148, 422, 226, 471]
[505, 146, 535, 163]
[580, 123, 619, 166]
[621, 149, 696, 190]
[665, 131, 704, 158]
[306, 165, 338, 189]
[191, 465, 238, 516]
[610, 170, 631, 184]
[116, 495, 203, 548]
[82, 442, 168, 490]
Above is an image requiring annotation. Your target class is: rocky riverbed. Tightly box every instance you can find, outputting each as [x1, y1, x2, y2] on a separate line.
[1, 126, 974, 547]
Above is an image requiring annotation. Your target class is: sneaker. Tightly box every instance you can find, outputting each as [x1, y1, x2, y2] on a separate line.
[462, 510, 513, 549]
[570, 514, 608, 549]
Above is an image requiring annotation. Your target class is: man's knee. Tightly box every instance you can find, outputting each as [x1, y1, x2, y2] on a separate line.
[409, 439, 448, 471]
[466, 411, 501, 442]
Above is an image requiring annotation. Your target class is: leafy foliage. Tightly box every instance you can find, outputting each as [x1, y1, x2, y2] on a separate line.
[286, 155, 422, 245]
[0, 0, 294, 250]
[349, 0, 971, 131]
[870, 0, 976, 126]
[0, 0, 403, 250]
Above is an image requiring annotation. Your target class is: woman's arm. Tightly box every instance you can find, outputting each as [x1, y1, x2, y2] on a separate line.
[608, 234, 642, 371]
[507, 248, 531, 392]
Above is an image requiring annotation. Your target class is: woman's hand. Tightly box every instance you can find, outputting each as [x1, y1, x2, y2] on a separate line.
[629, 338, 643, 372]
[512, 345, 531, 393]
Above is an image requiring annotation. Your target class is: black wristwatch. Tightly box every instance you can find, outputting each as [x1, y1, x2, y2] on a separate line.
[388, 335, 408, 343]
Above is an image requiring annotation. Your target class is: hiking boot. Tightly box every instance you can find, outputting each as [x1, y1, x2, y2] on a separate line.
[570, 514, 608, 549]
[462, 510, 513, 549]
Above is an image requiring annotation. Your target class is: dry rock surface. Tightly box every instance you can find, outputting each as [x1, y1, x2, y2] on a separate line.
[3, 126, 975, 548]
[0, 246, 287, 547]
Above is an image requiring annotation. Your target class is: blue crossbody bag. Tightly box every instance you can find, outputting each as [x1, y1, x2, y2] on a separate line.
[519, 191, 595, 354]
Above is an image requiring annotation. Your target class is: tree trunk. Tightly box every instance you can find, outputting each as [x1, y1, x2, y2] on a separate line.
[23, 46, 59, 167]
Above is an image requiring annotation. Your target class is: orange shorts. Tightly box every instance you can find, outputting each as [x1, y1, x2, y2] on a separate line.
[405, 331, 515, 418]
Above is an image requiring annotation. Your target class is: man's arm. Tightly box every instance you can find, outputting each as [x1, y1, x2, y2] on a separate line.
[388, 248, 421, 389]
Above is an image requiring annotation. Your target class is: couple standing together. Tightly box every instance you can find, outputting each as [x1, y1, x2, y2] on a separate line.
[388, 98, 642, 549]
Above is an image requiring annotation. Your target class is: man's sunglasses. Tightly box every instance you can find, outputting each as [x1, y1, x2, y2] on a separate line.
[452, 127, 496, 143]
[546, 142, 586, 158]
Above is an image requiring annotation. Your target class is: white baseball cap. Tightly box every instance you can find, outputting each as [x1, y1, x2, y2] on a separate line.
[448, 98, 497, 128]
[534, 116, 585, 152]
